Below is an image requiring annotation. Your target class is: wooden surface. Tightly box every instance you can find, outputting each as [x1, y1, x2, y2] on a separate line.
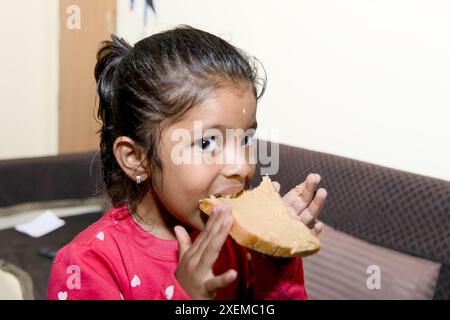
[59, 0, 116, 154]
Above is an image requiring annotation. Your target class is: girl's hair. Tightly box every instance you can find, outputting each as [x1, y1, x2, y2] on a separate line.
[94, 25, 266, 209]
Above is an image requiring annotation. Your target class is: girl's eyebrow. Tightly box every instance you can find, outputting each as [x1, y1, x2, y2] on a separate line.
[200, 121, 258, 132]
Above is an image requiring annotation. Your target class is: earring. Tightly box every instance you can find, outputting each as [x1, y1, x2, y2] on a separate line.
[136, 176, 142, 184]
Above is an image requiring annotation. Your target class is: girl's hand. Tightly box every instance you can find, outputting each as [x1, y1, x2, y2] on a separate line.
[174, 204, 237, 299]
[272, 173, 327, 237]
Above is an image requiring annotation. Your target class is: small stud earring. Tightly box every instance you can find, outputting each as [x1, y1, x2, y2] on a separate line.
[136, 176, 142, 184]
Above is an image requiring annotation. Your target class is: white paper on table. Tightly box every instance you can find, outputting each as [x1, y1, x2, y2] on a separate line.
[14, 210, 66, 238]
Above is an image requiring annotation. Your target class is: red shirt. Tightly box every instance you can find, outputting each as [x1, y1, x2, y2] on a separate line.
[47, 205, 308, 300]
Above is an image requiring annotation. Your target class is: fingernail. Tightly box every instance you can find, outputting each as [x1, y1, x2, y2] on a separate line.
[319, 188, 327, 198]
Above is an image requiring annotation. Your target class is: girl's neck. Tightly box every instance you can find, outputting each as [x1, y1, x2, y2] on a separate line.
[131, 190, 187, 240]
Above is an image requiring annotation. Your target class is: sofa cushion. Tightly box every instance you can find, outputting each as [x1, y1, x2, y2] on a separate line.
[303, 224, 441, 299]
[0, 260, 34, 300]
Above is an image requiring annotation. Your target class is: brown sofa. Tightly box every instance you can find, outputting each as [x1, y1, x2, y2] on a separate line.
[0, 141, 449, 299]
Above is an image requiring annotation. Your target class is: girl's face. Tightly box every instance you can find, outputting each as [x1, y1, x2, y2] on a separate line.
[154, 85, 257, 231]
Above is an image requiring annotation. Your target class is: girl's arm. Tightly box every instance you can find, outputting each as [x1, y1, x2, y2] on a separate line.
[47, 245, 123, 300]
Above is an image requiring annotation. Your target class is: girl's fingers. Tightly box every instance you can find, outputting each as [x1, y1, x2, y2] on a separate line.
[197, 207, 233, 271]
[302, 173, 321, 203]
[272, 181, 281, 193]
[196, 205, 226, 259]
[300, 187, 327, 226]
[283, 173, 321, 214]
[312, 221, 324, 237]
[174, 225, 192, 261]
[205, 269, 237, 296]
[188, 205, 220, 257]
[283, 186, 306, 214]
[193, 204, 231, 270]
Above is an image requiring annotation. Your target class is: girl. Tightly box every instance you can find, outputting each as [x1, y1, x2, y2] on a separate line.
[48, 25, 327, 300]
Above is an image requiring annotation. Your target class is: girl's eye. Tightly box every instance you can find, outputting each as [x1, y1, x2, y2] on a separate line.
[197, 136, 219, 151]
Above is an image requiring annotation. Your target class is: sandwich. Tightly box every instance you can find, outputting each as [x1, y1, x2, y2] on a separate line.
[198, 175, 320, 258]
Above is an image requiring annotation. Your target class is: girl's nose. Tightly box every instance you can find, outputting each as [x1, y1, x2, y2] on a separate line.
[221, 143, 253, 179]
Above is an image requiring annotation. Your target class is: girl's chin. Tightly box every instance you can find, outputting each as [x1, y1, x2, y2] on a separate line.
[199, 210, 209, 227]
[177, 211, 208, 233]
[191, 213, 208, 232]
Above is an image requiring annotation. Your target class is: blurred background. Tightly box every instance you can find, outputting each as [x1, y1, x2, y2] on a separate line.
[0, 0, 449, 180]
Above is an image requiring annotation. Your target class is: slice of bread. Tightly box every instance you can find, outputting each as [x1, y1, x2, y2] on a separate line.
[198, 175, 320, 258]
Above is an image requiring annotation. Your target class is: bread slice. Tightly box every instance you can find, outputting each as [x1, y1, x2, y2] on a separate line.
[198, 175, 320, 258]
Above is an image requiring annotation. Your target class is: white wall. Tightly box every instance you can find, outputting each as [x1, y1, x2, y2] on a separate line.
[0, 1, 448, 181]
[117, 0, 450, 181]
[0, 0, 59, 160]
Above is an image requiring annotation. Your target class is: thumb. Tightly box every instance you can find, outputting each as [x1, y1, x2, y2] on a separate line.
[205, 269, 238, 296]
[174, 225, 192, 261]
[272, 181, 281, 193]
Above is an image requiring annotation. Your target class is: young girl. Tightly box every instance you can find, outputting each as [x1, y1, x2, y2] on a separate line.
[48, 25, 327, 300]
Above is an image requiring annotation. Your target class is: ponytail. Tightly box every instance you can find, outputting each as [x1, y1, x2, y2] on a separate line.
[95, 35, 132, 202]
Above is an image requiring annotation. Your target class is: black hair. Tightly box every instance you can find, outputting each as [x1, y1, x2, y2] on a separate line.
[94, 25, 266, 209]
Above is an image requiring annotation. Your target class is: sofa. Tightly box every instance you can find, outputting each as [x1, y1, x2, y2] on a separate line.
[0, 141, 449, 300]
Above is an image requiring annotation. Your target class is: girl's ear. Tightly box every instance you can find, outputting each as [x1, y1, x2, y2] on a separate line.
[113, 136, 150, 183]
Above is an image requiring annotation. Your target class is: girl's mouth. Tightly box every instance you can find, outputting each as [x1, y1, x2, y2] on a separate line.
[212, 184, 245, 198]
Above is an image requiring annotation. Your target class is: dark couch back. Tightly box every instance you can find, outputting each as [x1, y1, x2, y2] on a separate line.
[0, 152, 102, 208]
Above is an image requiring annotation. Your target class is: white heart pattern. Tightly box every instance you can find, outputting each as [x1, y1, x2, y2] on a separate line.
[58, 291, 68, 300]
[96, 231, 104, 241]
[165, 285, 174, 300]
[131, 274, 141, 288]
